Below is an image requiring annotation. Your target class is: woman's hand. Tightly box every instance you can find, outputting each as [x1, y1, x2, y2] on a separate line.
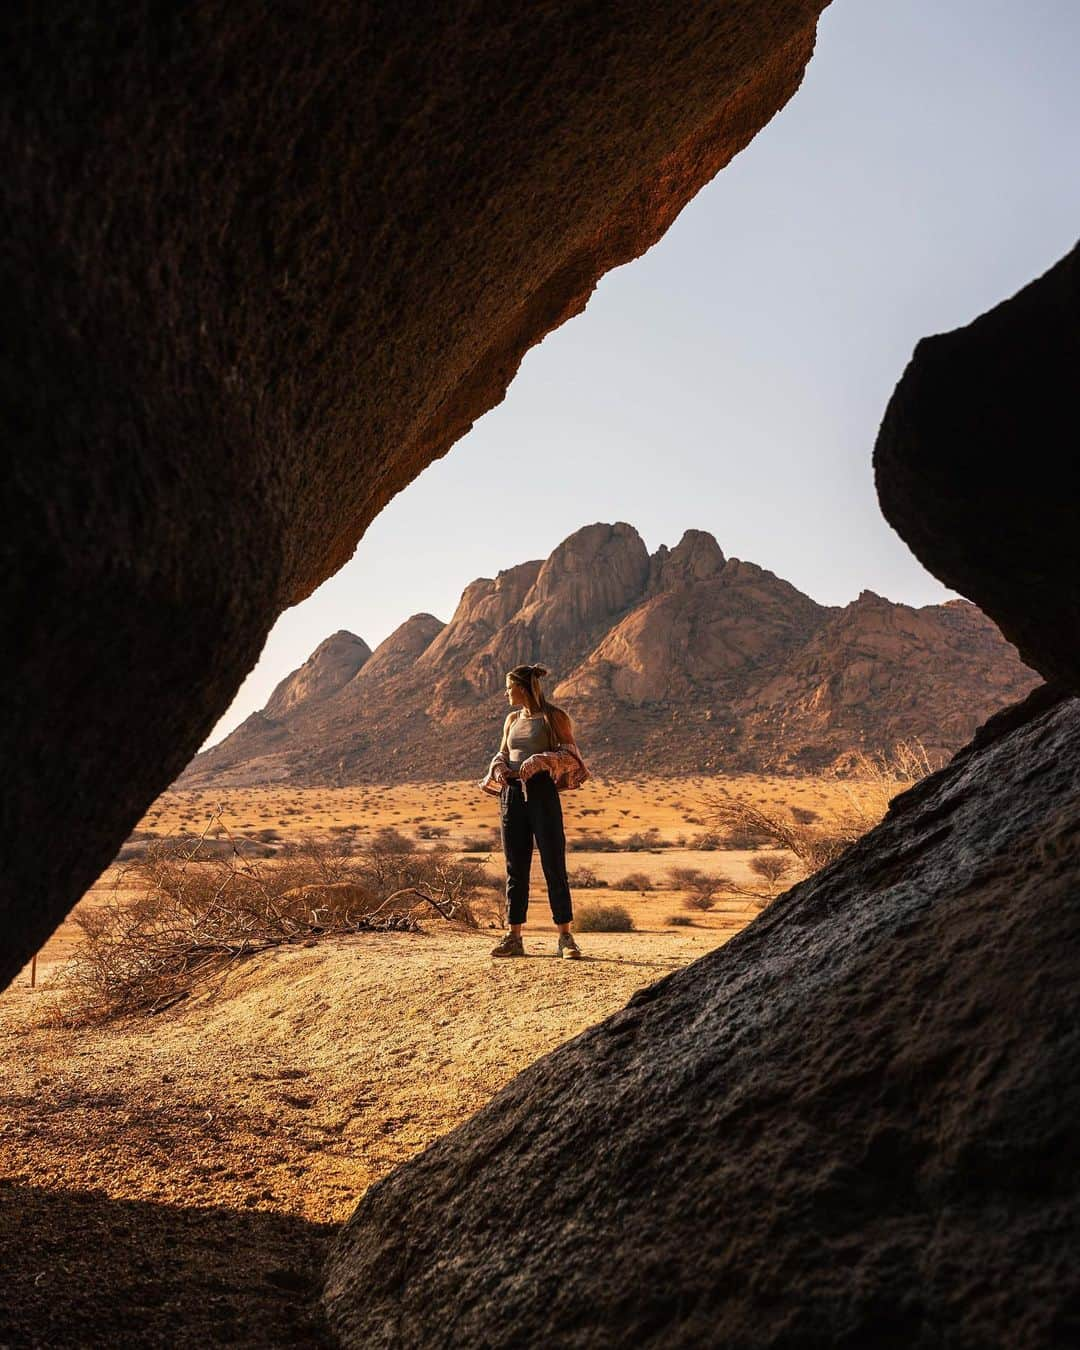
[492, 756, 517, 785]
[517, 755, 543, 781]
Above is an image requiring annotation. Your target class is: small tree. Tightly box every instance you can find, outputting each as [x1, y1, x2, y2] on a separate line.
[682, 876, 721, 911]
[748, 854, 798, 889]
[665, 865, 707, 891]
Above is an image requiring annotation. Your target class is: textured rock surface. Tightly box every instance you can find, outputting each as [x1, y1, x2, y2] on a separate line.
[0, 2, 830, 987]
[325, 682, 1080, 1348]
[875, 241, 1080, 688]
[184, 522, 1038, 786]
[264, 633, 372, 720]
[741, 587, 1035, 768]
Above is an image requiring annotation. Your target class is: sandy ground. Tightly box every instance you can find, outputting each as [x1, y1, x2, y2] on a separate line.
[0, 775, 884, 1348]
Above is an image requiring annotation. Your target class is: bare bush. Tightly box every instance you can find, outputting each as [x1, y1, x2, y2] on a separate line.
[682, 883, 720, 911]
[666, 913, 695, 927]
[55, 813, 494, 1023]
[611, 871, 654, 892]
[707, 797, 857, 876]
[568, 865, 605, 889]
[688, 830, 725, 851]
[573, 832, 623, 852]
[665, 865, 706, 890]
[666, 864, 720, 910]
[829, 739, 940, 824]
[573, 903, 634, 932]
[624, 829, 664, 852]
[718, 820, 773, 849]
[748, 854, 798, 888]
[460, 834, 499, 853]
[370, 825, 417, 853]
[703, 739, 936, 907]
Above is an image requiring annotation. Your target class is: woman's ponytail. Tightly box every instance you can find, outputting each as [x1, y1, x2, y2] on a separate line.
[530, 664, 549, 709]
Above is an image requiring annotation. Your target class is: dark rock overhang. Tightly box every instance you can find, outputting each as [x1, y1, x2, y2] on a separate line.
[0, 1, 829, 986]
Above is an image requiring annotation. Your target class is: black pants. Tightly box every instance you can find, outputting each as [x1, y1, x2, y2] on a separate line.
[499, 771, 574, 925]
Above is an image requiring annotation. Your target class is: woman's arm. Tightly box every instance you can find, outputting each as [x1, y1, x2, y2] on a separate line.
[550, 707, 575, 747]
[499, 712, 514, 758]
[492, 712, 517, 782]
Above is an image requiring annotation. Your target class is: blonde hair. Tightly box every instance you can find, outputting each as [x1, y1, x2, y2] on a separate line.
[506, 664, 567, 748]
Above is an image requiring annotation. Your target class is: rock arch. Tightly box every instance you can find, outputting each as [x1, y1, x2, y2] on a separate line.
[3, 5, 1078, 1346]
[0, 0, 828, 986]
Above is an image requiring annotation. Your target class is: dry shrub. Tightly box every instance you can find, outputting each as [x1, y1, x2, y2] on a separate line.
[666, 914, 695, 927]
[748, 854, 797, 888]
[568, 865, 605, 889]
[460, 833, 499, 852]
[682, 884, 720, 912]
[709, 853, 802, 911]
[666, 864, 719, 910]
[831, 740, 940, 823]
[573, 903, 635, 933]
[624, 829, 664, 851]
[55, 814, 495, 1023]
[612, 871, 654, 892]
[719, 820, 774, 849]
[665, 865, 706, 890]
[370, 825, 416, 853]
[568, 832, 621, 852]
[703, 739, 937, 908]
[688, 829, 725, 851]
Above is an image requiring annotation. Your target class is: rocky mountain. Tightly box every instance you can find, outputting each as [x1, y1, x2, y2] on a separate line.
[181, 522, 1040, 786]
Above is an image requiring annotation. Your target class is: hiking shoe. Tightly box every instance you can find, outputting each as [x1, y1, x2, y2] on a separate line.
[557, 932, 582, 960]
[490, 931, 525, 958]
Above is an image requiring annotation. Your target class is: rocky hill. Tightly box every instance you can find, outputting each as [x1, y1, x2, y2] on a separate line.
[181, 522, 1040, 786]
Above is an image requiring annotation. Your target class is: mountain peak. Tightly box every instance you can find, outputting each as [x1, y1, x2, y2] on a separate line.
[647, 529, 725, 593]
[264, 630, 371, 719]
[182, 522, 1040, 786]
[523, 522, 648, 602]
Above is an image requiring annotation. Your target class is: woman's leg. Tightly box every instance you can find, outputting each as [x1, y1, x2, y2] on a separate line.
[527, 774, 573, 926]
[500, 781, 533, 928]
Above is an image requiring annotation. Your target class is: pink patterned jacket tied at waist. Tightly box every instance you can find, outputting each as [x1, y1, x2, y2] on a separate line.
[477, 740, 590, 801]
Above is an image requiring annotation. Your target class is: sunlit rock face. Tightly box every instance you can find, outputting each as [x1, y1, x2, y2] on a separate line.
[183, 521, 1035, 787]
[0, 1, 830, 987]
[875, 242, 1080, 689]
[325, 681, 1080, 1348]
[264, 633, 371, 720]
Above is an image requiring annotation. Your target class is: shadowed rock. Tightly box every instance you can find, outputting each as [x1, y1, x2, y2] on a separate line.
[319, 248, 1080, 1344]
[875, 241, 1080, 688]
[7, 7, 1079, 1344]
[0, 1, 830, 987]
[325, 680, 1080, 1347]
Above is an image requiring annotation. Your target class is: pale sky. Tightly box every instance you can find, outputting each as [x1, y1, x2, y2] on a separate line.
[204, 0, 1080, 750]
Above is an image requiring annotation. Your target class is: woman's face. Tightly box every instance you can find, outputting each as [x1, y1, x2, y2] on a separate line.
[505, 679, 527, 709]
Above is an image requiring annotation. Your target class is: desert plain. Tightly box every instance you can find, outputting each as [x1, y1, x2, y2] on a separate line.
[1, 771, 889, 1347]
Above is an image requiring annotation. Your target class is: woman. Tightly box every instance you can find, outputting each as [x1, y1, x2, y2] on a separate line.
[477, 664, 590, 959]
